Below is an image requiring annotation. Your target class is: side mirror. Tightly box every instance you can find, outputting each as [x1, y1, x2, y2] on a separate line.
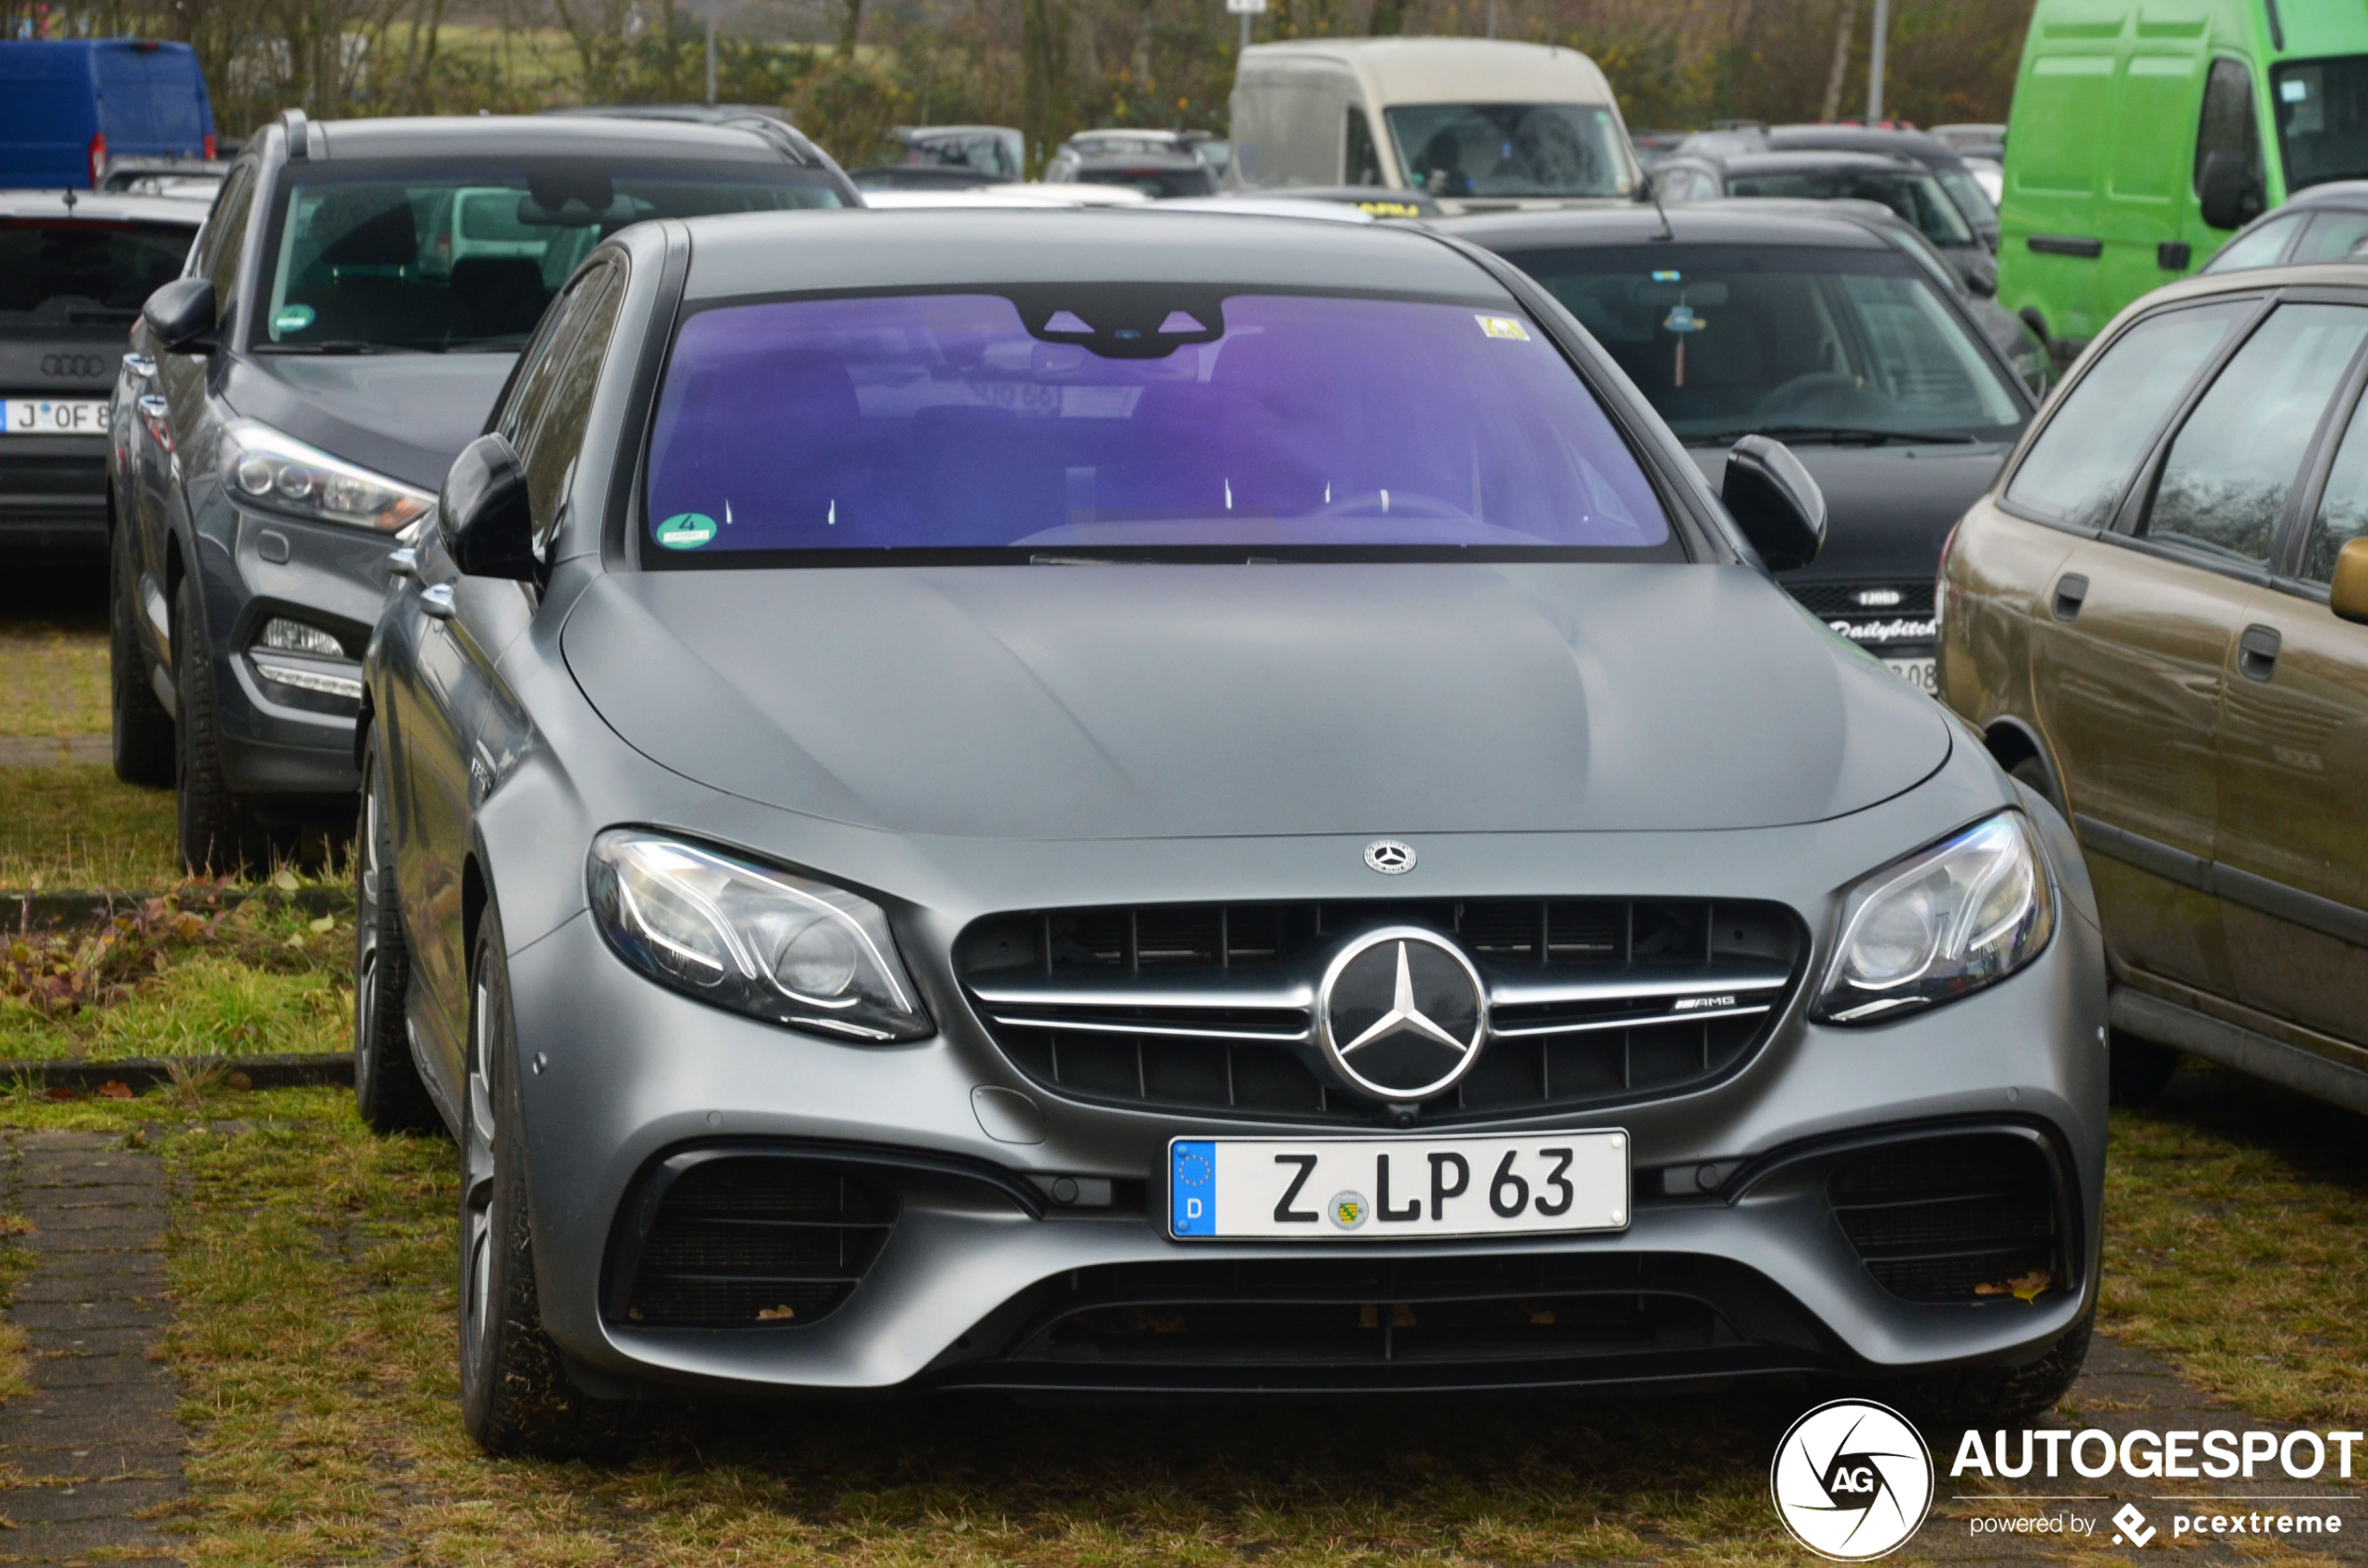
[438, 433, 537, 582]
[2332, 536, 2368, 625]
[1962, 264, 1998, 298]
[2198, 149, 2265, 231]
[142, 277, 217, 353]
[1722, 434, 1826, 571]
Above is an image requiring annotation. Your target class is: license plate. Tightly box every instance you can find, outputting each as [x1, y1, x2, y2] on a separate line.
[1883, 655, 1937, 695]
[1168, 1130, 1629, 1240]
[5, 397, 108, 435]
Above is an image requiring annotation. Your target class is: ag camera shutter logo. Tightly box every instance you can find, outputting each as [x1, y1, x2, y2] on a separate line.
[1769, 1399, 1934, 1560]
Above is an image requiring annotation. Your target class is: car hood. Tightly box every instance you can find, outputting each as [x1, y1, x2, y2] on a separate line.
[222, 351, 520, 492]
[560, 563, 1950, 840]
[1688, 441, 2009, 585]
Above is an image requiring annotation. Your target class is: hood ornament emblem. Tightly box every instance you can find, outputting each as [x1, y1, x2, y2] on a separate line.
[1363, 839, 1416, 875]
[1315, 928, 1488, 1102]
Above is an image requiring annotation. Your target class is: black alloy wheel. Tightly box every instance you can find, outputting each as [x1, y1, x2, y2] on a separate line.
[352, 724, 438, 1135]
[108, 515, 174, 787]
[172, 577, 259, 874]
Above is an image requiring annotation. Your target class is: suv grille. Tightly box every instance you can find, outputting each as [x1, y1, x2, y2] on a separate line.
[958, 899, 1802, 1125]
[607, 1155, 897, 1328]
[1829, 1134, 2061, 1303]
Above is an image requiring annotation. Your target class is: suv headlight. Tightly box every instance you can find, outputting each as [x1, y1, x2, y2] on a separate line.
[588, 830, 933, 1042]
[219, 420, 434, 532]
[1812, 812, 2055, 1025]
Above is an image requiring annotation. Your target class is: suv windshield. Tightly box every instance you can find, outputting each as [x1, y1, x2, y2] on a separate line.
[1508, 244, 2026, 444]
[2272, 57, 2368, 188]
[258, 162, 844, 353]
[1724, 167, 1976, 247]
[1385, 104, 1632, 199]
[642, 289, 1674, 562]
[0, 218, 194, 326]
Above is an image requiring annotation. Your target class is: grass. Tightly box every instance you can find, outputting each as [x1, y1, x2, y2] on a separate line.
[0, 626, 108, 736]
[0, 764, 180, 891]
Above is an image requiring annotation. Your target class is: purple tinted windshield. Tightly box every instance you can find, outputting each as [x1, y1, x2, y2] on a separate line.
[643, 292, 1670, 558]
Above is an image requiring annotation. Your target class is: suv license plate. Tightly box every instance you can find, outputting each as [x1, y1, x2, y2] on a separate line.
[5, 398, 109, 435]
[1883, 655, 1936, 695]
[1168, 1130, 1629, 1240]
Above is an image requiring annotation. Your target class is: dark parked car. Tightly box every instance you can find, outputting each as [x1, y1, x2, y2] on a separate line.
[1651, 148, 1997, 296]
[1, 190, 198, 553]
[1940, 261, 2368, 1113]
[2199, 179, 2368, 273]
[1044, 151, 1220, 199]
[110, 109, 856, 870]
[359, 207, 2103, 1456]
[1439, 200, 2038, 693]
[1759, 126, 1999, 252]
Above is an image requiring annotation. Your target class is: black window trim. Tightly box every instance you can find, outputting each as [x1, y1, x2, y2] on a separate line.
[1995, 291, 2273, 537]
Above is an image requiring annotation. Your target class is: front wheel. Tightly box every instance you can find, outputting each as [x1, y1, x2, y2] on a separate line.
[172, 576, 258, 874]
[459, 904, 619, 1458]
[352, 725, 437, 1135]
[109, 521, 173, 787]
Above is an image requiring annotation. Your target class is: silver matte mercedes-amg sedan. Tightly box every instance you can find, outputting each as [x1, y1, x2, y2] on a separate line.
[354, 208, 2108, 1457]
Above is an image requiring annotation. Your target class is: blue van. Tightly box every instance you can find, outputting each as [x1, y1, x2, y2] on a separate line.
[0, 40, 213, 190]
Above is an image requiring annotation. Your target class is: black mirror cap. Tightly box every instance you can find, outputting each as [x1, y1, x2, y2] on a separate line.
[1722, 434, 1826, 571]
[2198, 149, 2266, 231]
[142, 277, 217, 353]
[439, 433, 538, 582]
[1962, 262, 1998, 297]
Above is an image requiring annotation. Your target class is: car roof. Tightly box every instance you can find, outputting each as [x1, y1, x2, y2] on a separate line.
[1426, 201, 1898, 252]
[0, 189, 205, 226]
[2279, 179, 2368, 211]
[309, 114, 795, 164]
[1764, 125, 1971, 169]
[678, 208, 1505, 302]
[1071, 150, 1208, 170]
[2082, 260, 2368, 350]
[1710, 149, 1926, 175]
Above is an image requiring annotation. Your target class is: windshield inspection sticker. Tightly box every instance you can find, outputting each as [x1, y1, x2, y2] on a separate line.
[1475, 314, 1532, 341]
[654, 512, 717, 550]
[273, 304, 315, 334]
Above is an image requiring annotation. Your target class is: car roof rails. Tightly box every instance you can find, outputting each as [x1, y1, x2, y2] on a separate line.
[278, 107, 315, 160]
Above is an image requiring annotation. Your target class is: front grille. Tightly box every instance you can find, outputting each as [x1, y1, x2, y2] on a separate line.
[1789, 581, 1934, 620]
[1006, 1254, 1733, 1367]
[1829, 1134, 2061, 1303]
[608, 1155, 897, 1328]
[958, 899, 1803, 1125]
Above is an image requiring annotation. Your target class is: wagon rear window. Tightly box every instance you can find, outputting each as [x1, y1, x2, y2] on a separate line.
[641, 290, 1675, 562]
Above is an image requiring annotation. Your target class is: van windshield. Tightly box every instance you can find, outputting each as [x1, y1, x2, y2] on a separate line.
[256, 162, 844, 353]
[2272, 57, 2368, 188]
[1508, 244, 2026, 444]
[1385, 104, 1632, 199]
[641, 289, 1675, 563]
[0, 218, 195, 326]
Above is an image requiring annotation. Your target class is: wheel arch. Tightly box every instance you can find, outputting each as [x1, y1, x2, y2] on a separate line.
[1981, 717, 2066, 813]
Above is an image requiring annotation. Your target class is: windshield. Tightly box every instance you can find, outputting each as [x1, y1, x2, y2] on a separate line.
[1935, 168, 1998, 232]
[0, 218, 194, 326]
[2272, 57, 2368, 188]
[1724, 168, 1976, 247]
[1385, 104, 1632, 199]
[1509, 244, 2025, 444]
[258, 162, 845, 353]
[1076, 163, 1218, 199]
[642, 290, 1673, 563]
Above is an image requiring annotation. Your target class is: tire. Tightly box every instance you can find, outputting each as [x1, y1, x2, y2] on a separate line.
[109, 521, 174, 787]
[2006, 755, 2062, 815]
[1874, 1302, 2095, 1430]
[353, 726, 439, 1135]
[2109, 1030, 2182, 1107]
[172, 576, 259, 875]
[459, 904, 620, 1458]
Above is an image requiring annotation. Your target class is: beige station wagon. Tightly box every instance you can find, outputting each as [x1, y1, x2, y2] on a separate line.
[1941, 264, 2368, 1108]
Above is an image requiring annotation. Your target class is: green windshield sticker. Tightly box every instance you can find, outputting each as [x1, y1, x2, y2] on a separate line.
[655, 512, 717, 550]
[273, 304, 315, 334]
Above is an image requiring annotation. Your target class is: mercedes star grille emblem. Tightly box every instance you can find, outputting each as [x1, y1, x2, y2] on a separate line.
[1315, 926, 1488, 1102]
[1363, 839, 1416, 875]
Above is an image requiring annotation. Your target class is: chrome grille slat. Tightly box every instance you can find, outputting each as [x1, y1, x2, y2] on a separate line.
[1490, 1002, 1773, 1039]
[989, 1012, 1312, 1044]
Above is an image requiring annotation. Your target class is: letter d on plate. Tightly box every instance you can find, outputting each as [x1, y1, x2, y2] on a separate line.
[1172, 1141, 1216, 1235]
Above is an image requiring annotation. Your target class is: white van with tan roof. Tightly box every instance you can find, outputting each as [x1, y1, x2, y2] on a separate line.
[1228, 37, 1640, 213]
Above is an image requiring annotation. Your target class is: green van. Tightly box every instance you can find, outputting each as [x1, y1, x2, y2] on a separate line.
[1998, 0, 2368, 355]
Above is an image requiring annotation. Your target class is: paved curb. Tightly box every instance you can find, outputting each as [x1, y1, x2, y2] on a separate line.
[0, 1054, 352, 1093]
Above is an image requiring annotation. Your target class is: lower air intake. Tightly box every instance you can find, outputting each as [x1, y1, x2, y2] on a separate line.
[608, 1154, 897, 1328]
[1829, 1133, 2062, 1304]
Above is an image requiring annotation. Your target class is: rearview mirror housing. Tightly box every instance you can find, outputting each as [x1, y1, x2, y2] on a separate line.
[2198, 149, 2265, 231]
[2331, 536, 2368, 625]
[438, 433, 537, 583]
[1722, 434, 1826, 572]
[142, 278, 217, 353]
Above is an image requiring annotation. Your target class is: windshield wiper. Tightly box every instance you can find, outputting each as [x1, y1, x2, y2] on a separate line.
[1681, 426, 1983, 447]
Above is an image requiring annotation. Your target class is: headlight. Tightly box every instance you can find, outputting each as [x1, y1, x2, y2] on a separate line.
[219, 420, 434, 532]
[1812, 812, 2054, 1025]
[588, 830, 933, 1042]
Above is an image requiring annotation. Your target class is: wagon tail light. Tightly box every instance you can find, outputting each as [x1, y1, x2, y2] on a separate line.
[87, 131, 107, 188]
[202, 133, 216, 159]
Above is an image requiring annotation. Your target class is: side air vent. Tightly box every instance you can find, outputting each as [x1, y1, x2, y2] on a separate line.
[1829, 1134, 2063, 1304]
[957, 899, 1803, 1125]
[606, 1154, 897, 1328]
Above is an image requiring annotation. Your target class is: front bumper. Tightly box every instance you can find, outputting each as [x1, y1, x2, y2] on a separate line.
[510, 868, 2108, 1397]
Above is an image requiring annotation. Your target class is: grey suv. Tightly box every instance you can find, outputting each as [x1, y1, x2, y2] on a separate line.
[108, 109, 855, 869]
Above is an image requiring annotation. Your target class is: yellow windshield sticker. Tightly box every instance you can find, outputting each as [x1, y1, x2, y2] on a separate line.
[1476, 314, 1532, 341]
